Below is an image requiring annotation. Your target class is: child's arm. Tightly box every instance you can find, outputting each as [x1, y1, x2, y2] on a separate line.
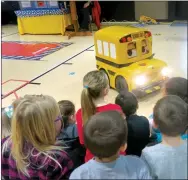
[141, 150, 158, 179]
[148, 114, 154, 137]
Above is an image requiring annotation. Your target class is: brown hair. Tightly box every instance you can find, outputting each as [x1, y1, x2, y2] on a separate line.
[81, 70, 109, 124]
[115, 91, 138, 118]
[84, 111, 127, 158]
[153, 95, 188, 136]
[58, 100, 75, 127]
[164, 77, 188, 104]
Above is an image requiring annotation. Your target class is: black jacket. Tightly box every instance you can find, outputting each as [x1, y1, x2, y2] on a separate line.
[126, 115, 150, 157]
[57, 124, 86, 168]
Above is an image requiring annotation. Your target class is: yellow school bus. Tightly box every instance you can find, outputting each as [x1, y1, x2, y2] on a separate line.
[94, 26, 170, 96]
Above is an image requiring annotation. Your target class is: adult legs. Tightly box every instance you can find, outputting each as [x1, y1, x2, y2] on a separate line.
[79, 7, 90, 30]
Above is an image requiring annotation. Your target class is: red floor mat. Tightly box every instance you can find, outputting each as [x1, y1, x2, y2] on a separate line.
[2, 41, 73, 60]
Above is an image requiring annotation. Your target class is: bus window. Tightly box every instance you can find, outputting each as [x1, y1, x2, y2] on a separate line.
[142, 39, 149, 55]
[110, 43, 116, 59]
[97, 40, 102, 54]
[103, 41, 109, 56]
[127, 42, 137, 58]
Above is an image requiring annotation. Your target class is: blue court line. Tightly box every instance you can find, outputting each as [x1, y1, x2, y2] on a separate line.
[2, 44, 94, 99]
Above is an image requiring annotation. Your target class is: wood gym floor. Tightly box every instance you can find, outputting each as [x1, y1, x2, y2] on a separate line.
[2, 24, 187, 118]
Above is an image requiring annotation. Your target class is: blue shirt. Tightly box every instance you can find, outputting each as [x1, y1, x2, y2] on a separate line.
[141, 141, 187, 179]
[70, 155, 152, 179]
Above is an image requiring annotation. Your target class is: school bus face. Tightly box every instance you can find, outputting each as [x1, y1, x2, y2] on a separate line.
[94, 26, 170, 96]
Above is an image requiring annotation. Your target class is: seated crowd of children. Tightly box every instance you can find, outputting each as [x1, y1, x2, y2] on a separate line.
[1, 70, 188, 179]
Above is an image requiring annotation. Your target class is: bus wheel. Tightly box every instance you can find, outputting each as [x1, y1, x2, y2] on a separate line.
[100, 69, 110, 85]
[115, 76, 129, 93]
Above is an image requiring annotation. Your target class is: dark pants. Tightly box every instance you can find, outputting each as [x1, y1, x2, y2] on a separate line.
[77, 7, 90, 30]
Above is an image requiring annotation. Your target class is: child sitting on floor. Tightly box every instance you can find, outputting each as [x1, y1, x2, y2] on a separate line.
[141, 95, 187, 179]
[76, 70, 123, 162]
[2, 98, 23, 139]
[115, 92, 151, 156]
[58, 100, 78, 139]
[2, 95, 74, 179]
[70, 111, 152, 179]
[57, 100, 85, 168]
[149, 77, 188, 143]
[2, 106, 12, 139]
[164, 77, 188, 103]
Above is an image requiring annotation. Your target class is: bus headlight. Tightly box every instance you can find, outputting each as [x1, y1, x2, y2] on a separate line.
[135, 75, 147, 86]
[161, 67, 171, 76]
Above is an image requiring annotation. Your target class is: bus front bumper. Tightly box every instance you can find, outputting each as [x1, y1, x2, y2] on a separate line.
[132, 79, 168, 97]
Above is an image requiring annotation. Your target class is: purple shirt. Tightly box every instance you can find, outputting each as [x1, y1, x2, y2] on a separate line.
[1, 137, 73, 180]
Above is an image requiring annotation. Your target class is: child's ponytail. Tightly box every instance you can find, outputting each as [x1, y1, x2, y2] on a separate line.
[81, 70, 109, 124]
[81, 88, 96, 124]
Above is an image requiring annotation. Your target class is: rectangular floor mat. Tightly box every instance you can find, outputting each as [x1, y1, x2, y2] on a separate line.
[2, 41, 73, 60]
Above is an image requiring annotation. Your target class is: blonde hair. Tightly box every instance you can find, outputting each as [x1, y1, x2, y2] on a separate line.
[2, 95, 63, 176]
[81, 70, 109, 124]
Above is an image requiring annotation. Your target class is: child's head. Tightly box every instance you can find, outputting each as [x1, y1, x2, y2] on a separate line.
[163, 77, 188, 103]
[115, 92, 138, 118]
[81, 70, 109, 124]
[10, 95, 63, 175]
[2, 107, 12, 138]
[153, 95, 188, 137]
[84, 111, 127, 159]
[58, 100, 75, 128]
[2, 98, 23, 138]
[12, 94, 62, 143]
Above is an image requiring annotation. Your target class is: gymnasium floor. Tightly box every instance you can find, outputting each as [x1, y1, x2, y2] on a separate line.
[2, 24, 187, 118]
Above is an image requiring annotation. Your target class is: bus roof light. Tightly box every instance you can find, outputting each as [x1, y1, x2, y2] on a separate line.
[145, 31, 152, 38]
[120, 37, 126, 43]
[127, 37, 132, 42]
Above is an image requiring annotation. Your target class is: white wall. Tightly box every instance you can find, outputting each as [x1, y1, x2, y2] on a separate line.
[135, 1, 168, 20]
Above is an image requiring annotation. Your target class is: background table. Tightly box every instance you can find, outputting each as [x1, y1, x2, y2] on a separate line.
[15, 9, 71, 35]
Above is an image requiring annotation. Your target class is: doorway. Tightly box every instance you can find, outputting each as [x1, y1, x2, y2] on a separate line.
[168, 1, 188, 20]
[99, 1, 135, 21]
